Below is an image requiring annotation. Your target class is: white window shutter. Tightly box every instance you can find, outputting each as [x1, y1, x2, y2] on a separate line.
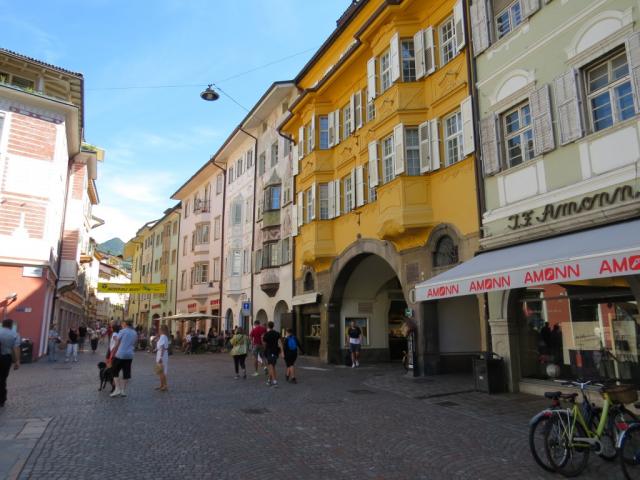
[334, 179, 341, 217]
[460, 96, 475, 156]
[349, 94, 356, 133]
[424, 27, 436, 76]
[273, 240, 281, 266]
[390, 32, 401, 82]
[480, 114, 500, 176]
[521, 0, 540, 19]
[553, 69, 583, 145]
[292, 150, 299, 176]
[393, 124, 405, 175]
[310, 115, 316, 151]
[414, 29, 426, 80]
[356, 91, 363, 129]
[368, 141, 379, 187]
[367, 57, 377, 101]
[328, 181, 335, 219]
[328, 111, 335, 147]
[355, 166, 364, 207]
[625, 32, 640, 113]
[310, 183, 317, 220]
[530, 84, 555, 156]
[470, 0, 490, 56]
[430, 119, 441, 171]
[349, 169, 356, 209]
[291, 205, 298, 236]
[418, 120, 431, 173]
[297, 192, 304, 226]
[298, 126, 305, 159]
[333, 109, 341, 146]
[454, 0, 466, 52]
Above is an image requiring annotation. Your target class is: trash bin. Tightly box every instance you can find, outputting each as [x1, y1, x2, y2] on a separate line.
[473, 352, 505, 394]
[20, 338, 33, 364]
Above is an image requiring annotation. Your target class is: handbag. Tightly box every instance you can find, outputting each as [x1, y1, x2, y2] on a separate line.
[154, 363, 164, 375]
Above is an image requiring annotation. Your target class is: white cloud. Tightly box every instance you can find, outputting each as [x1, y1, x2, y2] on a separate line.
[91, 205, 153, 243]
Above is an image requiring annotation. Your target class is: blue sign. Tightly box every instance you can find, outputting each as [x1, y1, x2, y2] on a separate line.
[242, 302, 251, 311]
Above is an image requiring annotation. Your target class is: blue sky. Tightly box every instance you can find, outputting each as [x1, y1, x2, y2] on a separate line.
[1, 0, 349, 243]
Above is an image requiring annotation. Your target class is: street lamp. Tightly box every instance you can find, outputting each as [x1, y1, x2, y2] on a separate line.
[200, 84, 219, 102]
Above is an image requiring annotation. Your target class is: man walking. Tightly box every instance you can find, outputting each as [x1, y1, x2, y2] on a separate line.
[0, 319, 20, 407]
[262, 321, 282, 387]
[347, 320, 363, 368]
[249, 320, 266, 376]
[110, 320, 138, 398]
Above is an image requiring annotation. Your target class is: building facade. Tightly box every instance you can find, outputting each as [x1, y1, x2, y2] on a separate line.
[124, 221, 156, 329]
[281, 0, 481, 371]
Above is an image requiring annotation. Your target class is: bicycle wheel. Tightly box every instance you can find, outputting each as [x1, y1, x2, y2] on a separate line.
[591, 408, 617, 461]
[545, 414, 591, 477]
[528, 413, 557, 472]
[620, 423, 640, 480]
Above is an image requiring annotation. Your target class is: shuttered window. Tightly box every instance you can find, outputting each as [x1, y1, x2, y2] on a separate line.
[319, 183, 329, 220]
[502, 102, 534, 168]
[405, 127, 420, 175]
[319, 115, 329, 149]
[439, 17, 456, 66]
[382, 135, 395, 184]
[343, 174, 354, 213]
[380, 50, 392, 92]
[366, 88, 376, 121]
[342, 104, 352, 141]
[496, 1, 523, 39]
[444, 111, 463, 166]
[401, 39, 416, 82]
[306, 188, 313, 223]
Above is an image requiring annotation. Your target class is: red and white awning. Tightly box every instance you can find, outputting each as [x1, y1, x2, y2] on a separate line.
[415, 219, 640, 302]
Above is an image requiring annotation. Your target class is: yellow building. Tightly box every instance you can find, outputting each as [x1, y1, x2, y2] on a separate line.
[281, 0, 482, 373]
[123, 221, 157, 328]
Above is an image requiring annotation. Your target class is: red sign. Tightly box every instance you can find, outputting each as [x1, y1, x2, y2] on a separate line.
[210, 299, 220, 306]
[187, 303, 197, 313]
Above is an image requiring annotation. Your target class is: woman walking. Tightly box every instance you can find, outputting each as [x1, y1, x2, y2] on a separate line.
[283, 328, 304, 384]
[65, 327, 79, 363]
[230, 327, 250, 379]
[155, 325, 170, 391]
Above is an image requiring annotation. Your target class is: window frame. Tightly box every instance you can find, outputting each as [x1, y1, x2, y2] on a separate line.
[343, 175, 353, 213]
[405, 127, 420, 175]
[306, 188, 313, 223]
[382, 135, 395, 184]
[319, 115, 329, 149]
[439, 16, 456, 66]
[380, 50, 392, 92]
[270, 141, 278, 167]
[401, 38, 416, 82]
[342, 105, 352, 141]
[264, 184, 282, 212]
[319, 183, 329, 220]
[501, 101, 534, 169]
[495, 0, 523, 40]
[444, 111, 464, 167]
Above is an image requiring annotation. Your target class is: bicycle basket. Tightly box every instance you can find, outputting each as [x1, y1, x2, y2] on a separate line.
[604, 385, 638, 404]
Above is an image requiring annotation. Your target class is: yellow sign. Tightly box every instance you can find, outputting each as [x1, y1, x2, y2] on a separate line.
[97, 283, 166, 294]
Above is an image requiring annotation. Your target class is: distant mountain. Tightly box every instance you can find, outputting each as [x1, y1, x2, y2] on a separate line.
[98, 237, 125, 256]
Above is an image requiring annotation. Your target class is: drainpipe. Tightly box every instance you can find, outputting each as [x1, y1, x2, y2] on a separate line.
[211, 160, 226, 332]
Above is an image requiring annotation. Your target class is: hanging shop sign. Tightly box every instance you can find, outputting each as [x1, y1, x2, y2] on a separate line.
[97, 283, 166, 294]
[187, 303, 197, 313]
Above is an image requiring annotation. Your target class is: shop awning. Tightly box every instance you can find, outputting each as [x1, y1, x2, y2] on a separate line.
[415, 219, 640, 302]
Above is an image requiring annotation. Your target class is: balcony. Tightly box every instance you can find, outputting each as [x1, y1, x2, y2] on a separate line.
[193, 199, 212, 217]
[262, 209, 281, 229]
[258, 268, 280, 297]
[191, 281, 219, 298]
[299, 221, 336, 269]
[376, 176, 434, 241]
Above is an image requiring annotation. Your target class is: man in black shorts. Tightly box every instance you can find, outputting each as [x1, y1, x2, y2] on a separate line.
[262, 321, 282, 387]
[109, 320, 138, 398]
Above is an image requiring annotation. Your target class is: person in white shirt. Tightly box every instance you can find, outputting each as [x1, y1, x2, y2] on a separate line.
[155, 324, 170, 392]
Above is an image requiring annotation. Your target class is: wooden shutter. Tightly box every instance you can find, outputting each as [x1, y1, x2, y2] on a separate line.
[367, 57, 377, 100]
[354, 91, 363, 130]
[461, 96, 475, 156]
[554, 69, 583, 145]
[355, 166, 364, 207]
[310, 115, 316, 151]
[390, 32, 401, 82]
[625, 32, 640, 113]
[333, 109, 341, 145]
[521, 0, 540, 19]
[424, 27, 436, 76]
[328, 111, 335, 147]
[298, 126, 305, 159]
[480, 114, 500, 176]
[328, 181, 335, 219]
[418, 120, 431, 173]
[530, 84, 555, 156]
[393, 124, 405, 175]
[291, 205, 298, 236]
[334, 179, 341, 217]
[470, 0, 490, 56]
[430, 119, 441, 171]
[297, 192, 303, 226]
[454, 0, 465, 53]
[368, 141, 379, 187]
[414, 29, 426, 80]
[310, 183, 316, 220]
[349, 169, 356, 210]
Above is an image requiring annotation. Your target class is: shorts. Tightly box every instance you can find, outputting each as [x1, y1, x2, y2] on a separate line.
[349, 343, 361, 353]
[284, 352, 297, 367]
[112, 357, 133, 379]
[265, 351, 279, 366]
[252, 345, 264, 357]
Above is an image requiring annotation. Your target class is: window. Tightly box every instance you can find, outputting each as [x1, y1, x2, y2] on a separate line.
[319, 183, 329, 219]
[270, 142, 278, 167]
[405, 127, 420, 175]
[283, 138, 291, 157]
[183, 236, 187, 255]
[433, 235, 458, 267]
[380, 50, 392, 92]
[306, 189, 313, 222]
[195, 223, 210, 244]
[243, 248, 250, 273]
[171, 249, 177, 264]
[172, 221, 178, 235]
[303, 271, 314, 292]
[354, 93, 362, 129]
[228, 166, 234, 184]
[184, 200, 189, 218]
[246, 149, 253, 169]
[214, 216, 221, 240]
[382, 135, 394, 184]
[444, 111, 463, 166]
[502, 102, 533, 168]
[216, 174, 223, 194]
[401, 39, 416, 82]
[342, 105, 352, 141]
[236, 157, 244, 176]
[180, 271, 187, 291]
[439, 17, 456, 66]
[231, 250, 241, 275]
[154, 259, 159, 272]
[319, 115, 329, 149]
[281, 237, 291, 264]
[366, 88, 376, 122]
[258, 152, 266, 176]
[496, 1, 523, 40]
[264, 185, 281, 211]
[343, 175, 353, 213]
[193, 262, 209, 283]
[245, 197, 252, 224]
[306, 122, 312, 154]
[262, 242, 279, 268]
[213, 257, 220, 280]
[231, 201, 242, 225]
[586, 50, 635, 132]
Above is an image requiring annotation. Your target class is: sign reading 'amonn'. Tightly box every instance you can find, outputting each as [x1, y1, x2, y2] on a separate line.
[97, 283, 166, 294]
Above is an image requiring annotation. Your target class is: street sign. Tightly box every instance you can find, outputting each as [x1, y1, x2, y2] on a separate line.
[242, 301, 251, 311]
[97, 283, 166, 294]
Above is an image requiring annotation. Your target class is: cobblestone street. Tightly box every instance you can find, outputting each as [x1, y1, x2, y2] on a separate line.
[0, 350, 626, 479]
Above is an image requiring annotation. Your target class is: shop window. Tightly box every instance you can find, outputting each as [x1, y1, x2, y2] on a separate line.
[303, 271, 315, 292]
[433, 235, 458, 267]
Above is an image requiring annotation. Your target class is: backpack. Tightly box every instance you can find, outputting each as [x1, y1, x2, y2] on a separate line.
[287, 336, 297, 352]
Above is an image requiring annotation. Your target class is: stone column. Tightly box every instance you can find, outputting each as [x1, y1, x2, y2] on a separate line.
[488, 318, 521, 392]
[416, 301, 439, 375]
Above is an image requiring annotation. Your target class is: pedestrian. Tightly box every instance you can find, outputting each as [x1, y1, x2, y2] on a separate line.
[347, 320, 363, 368]
[230, 327, 250, 379]
[78, 324, 87, 352]
[47, 324, 61, 362]
[0, 319, 20, 407]
[108, 323, 121, 360]
[262, 321, 282, 387]
[109, 320, 138, 398]
[283, 329, 304, 384]
[155, 325, 170, 391]
[249, 320, 267, 376]
[90, 328, 99, 353]
[65, 327, 79, 363]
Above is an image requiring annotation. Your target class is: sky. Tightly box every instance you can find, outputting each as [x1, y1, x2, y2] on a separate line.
[1, 0, 350, 243]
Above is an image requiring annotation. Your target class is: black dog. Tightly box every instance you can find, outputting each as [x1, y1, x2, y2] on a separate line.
[98, 362, 115, 392]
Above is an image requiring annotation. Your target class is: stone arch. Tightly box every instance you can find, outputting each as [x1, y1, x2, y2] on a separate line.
[303, 270, 315, 292]
[256, 309, 268, 325]
[273, 300, 290, 331]
[425, 223, 463, 270]
[224, 309, 234, 332]
[492, 69, 534, 105]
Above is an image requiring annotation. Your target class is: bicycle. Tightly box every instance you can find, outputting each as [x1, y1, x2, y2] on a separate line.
[616, 398, 640, 479]
[543, 380, 638, 477]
